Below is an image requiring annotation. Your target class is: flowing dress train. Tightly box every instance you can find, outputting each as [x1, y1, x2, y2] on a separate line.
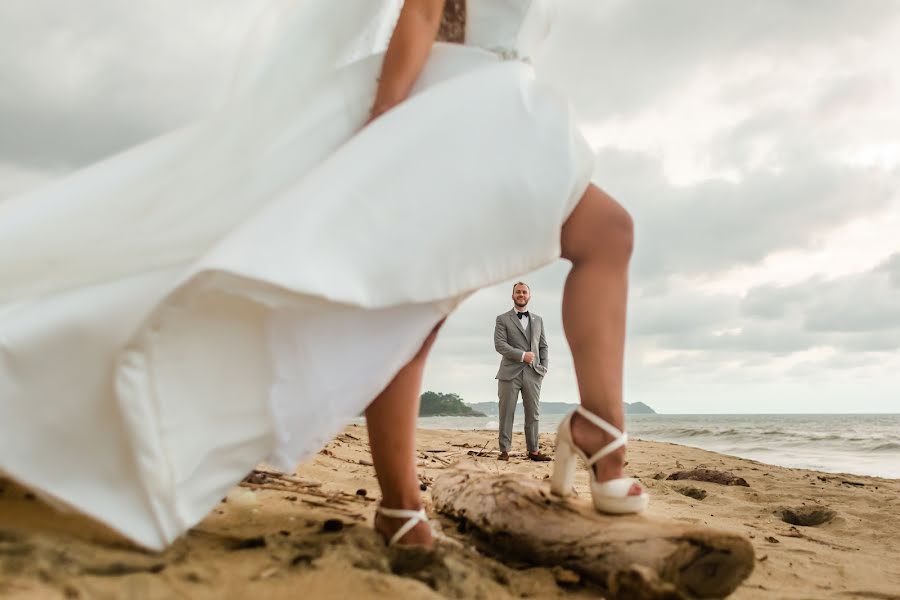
[0, 0, 595, 549]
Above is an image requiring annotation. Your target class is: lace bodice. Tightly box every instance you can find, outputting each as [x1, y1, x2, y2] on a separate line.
[438, 0, 467, 43]
[438, 0, 554, 62]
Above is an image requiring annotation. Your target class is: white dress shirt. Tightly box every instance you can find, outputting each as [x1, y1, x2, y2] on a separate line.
[515, 307, 529, 362]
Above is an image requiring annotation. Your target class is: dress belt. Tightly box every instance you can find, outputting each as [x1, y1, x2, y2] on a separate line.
[484, 47, 532, 64]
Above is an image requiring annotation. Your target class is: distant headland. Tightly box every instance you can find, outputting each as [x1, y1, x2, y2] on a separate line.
[465, 401, 656, 416]
[419, 391, 487, 417]
[419, 393, 655, 417]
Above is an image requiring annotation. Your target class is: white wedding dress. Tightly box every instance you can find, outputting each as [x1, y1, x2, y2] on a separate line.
[0, 0, 594, 549]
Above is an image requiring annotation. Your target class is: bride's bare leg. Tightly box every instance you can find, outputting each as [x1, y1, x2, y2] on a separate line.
[560, 184, 641, 496]
[365, 321, 443, 546]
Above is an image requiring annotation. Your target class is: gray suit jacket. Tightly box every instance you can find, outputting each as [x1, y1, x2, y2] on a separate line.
[494, 309, 549, 381]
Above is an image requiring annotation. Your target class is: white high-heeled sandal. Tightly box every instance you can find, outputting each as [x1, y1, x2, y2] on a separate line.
[550, 405, 649, 514]
[376, 505, 430, 546]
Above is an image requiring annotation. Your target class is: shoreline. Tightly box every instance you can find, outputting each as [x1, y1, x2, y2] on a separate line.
[2, 427, 899, 598]
[419, 425, 900, 481]
[415, 413, 900, 480]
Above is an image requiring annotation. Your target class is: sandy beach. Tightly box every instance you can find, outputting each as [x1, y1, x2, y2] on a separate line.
[2, 427, 899, 599]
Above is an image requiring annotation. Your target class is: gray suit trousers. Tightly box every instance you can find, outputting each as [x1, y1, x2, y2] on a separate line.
[497, 367, 542, 453]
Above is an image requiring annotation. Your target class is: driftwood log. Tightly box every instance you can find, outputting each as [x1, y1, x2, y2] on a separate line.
[666, 469, 749, 487]
[432, 467, 754, 599]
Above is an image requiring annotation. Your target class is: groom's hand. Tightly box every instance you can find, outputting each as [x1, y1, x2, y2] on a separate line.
[523, 352, 536, 364]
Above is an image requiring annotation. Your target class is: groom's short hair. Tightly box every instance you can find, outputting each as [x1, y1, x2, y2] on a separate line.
[512, 281, 530, 292]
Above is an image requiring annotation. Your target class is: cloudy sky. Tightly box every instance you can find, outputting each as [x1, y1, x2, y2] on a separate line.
[2, 1, 898, 413]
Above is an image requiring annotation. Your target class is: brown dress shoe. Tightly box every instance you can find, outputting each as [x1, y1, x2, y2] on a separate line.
[497, 451, 509, 461]
[528, 451, 551, 462]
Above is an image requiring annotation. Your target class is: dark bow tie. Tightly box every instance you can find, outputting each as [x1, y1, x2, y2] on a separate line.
[516, 311, 530, 319]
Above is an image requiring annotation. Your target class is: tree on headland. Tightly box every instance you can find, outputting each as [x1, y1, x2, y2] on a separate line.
[419, 391, 487, 417]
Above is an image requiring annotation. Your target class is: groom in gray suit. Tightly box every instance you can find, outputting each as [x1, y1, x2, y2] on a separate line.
[494, 282, 551, 462]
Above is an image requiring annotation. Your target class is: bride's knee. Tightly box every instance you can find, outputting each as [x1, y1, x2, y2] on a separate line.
[607, 202, 635, 260]
[562, 187, 635, 263]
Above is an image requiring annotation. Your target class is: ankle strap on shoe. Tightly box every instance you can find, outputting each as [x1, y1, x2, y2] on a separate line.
[575, 406, 628, 466]
[377, 506, 428, 546]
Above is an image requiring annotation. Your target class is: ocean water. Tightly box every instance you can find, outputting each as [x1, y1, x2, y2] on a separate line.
[416, 413, 900, 479]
